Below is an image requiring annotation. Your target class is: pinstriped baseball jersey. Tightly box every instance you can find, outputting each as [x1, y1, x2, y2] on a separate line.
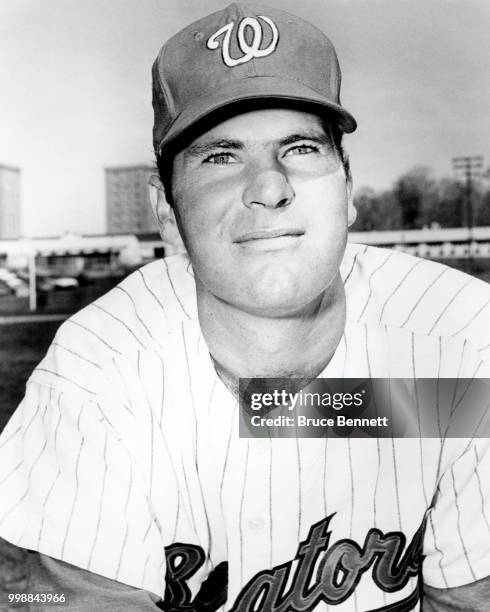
[0, 244, 489, 611]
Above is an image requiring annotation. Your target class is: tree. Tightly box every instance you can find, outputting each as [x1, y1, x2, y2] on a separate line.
[351, 165, 489, 232]
[352, 187, 400, 231]
[430, 178, 464, 228]
[393, 166, 437, 230]
[474, 186, 490, 227]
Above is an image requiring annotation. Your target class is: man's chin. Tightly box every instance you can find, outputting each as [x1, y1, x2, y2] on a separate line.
[197, 263, 339, 318]
[232, 286, 327, 319]
[234, 268, 344, 318]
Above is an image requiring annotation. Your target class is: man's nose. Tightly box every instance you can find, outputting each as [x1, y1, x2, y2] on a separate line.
[242, 169, 294, 210]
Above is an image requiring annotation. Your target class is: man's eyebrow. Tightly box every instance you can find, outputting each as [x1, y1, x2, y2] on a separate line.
[278, 131, 332, 147]
[185, 139, 243, 158]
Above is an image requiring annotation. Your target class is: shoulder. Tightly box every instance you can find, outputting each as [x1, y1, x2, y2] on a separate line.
[29, 255, 198, 396]
[343, 243, 490, 359]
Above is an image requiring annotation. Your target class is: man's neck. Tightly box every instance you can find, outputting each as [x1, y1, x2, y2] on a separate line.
[196, 276, 346, 396]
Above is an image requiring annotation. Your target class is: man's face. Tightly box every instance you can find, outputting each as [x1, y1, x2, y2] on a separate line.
[171, 108, 352, 317]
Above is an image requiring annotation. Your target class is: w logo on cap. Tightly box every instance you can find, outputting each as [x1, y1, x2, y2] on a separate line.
[206, 16, 279, 67]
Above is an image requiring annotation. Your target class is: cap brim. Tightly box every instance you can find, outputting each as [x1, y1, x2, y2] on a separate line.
[158, 75, 357, 153]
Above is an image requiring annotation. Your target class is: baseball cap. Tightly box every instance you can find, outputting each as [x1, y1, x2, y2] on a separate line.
[152, 3, 357, 154]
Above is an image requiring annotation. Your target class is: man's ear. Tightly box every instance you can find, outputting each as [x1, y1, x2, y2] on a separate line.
[148, 175, 186, 252]
[346, 175, 357, 227]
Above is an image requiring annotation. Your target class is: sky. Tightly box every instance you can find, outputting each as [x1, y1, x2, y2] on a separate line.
[1, 0, 489, 237]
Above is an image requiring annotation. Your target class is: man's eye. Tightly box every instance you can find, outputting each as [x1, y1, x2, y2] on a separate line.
[286, 144, 320, 156]
[203, 152, 235, 164]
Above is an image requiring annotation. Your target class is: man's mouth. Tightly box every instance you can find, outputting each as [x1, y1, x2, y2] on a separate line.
[234, 228, 305, 249]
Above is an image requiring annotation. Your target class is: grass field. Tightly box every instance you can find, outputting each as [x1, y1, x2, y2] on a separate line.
[0, 321, 62, 433]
